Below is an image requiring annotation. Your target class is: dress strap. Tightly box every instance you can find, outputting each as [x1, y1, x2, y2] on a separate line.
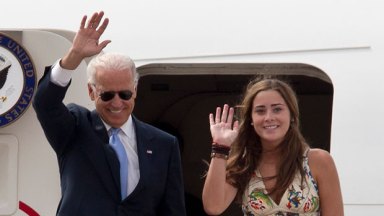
[302, 147, 319, 193]
[303, 148, 310, 157]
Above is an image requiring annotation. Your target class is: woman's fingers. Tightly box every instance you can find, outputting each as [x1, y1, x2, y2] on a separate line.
[209, 113, 214, 125]
[210, 104, 236, 126]
[226, 107, 234, 125]
[215, 107, 221, 123]
[221, 104, 228, 123]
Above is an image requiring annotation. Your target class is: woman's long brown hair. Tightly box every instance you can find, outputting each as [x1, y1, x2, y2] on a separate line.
[226, 78, 309, 202]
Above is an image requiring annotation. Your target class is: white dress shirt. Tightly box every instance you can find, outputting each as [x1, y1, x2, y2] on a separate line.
[49, 60, 140, 197]
[105, 117, 139, 197]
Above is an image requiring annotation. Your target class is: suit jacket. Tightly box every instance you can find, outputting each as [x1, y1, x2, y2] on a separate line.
[32, 67, 186, 216]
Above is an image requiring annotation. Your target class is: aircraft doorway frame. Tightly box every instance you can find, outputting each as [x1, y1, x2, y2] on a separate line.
[134, 63, 333, 216]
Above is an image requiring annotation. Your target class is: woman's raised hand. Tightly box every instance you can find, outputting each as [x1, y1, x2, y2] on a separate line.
[209, 104, 239, 147]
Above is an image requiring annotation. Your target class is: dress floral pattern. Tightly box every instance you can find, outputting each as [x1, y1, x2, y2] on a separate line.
[242, 149, 320, 216]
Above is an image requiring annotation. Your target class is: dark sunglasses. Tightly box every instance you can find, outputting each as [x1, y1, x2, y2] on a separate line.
[99, 90, 133, 102]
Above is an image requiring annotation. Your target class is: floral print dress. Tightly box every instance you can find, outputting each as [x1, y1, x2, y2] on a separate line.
[242, 149, 320, 216]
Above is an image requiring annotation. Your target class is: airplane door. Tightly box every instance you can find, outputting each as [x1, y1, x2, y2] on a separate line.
[134, 63, 333, 216]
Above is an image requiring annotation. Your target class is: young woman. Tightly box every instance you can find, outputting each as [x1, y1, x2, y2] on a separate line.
[202, 78, 343, 215]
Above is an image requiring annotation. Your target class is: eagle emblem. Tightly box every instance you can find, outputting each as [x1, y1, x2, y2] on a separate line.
[0, 54, 11, 102]
[0, 32, 36, 127]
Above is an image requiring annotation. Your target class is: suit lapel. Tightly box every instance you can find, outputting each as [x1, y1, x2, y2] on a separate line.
[81, 110, 121, 201]
[81, 114, 154, 201]
[127, 117, 153, 197]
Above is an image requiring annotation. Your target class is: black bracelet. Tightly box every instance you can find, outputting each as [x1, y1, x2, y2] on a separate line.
[210, 152, 229, 160]
[211, 143, 230, 155]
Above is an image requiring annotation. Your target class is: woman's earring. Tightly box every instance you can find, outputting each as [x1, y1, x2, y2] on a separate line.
[250, 122, 254, 125]
[290, 119, 294, 127]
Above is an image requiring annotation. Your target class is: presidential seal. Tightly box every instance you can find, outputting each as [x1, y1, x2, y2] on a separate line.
[0, 33, 36, 127]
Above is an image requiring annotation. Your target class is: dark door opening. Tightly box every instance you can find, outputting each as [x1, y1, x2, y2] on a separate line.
[134, 63, 333, 216]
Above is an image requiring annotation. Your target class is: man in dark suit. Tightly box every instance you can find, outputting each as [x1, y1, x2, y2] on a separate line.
[33, 11, 186, 216]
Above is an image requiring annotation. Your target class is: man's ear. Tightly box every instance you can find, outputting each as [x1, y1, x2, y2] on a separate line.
[132, 85, 137, 99]
[88, 83, 96, 101]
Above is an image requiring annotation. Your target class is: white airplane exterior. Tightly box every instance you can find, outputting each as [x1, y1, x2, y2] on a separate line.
[0, 0, 383, 215]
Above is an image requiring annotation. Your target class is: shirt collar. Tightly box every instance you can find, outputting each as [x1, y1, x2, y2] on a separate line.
[104, 115, 134, 138]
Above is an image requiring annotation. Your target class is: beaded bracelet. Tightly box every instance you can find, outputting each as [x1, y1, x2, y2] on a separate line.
[211, 143, 230, 155]
[211, 143, 230, 160]
[210, 152, 229, 160]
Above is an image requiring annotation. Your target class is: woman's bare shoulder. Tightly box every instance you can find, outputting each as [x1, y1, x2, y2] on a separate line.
[308, 148, 332, 159]
[307, 148, 337, 178]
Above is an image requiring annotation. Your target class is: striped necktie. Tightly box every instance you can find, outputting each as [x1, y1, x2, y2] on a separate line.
[109, 128, 128, 200]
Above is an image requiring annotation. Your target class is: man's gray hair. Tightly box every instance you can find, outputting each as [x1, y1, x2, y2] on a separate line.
[87, 52, 139, 86]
